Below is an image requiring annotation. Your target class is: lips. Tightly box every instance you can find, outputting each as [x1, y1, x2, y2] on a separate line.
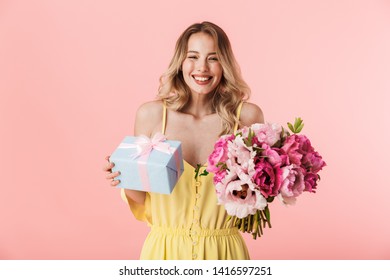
[192, 75, 213, 84]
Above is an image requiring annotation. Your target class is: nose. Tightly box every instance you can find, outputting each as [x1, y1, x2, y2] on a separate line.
[197, 59, 209, 72]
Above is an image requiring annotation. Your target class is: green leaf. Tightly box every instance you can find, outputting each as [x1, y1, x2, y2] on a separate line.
[273, 139, 282, 147]
[287, 122, 295, 133]
[216, 162, 226, 168]
[294, 117, 302, 127]
[194, 164, 209, 179]
[294, 117, 303, 132]
[288, 117, 305, 134]
[245, 128, 254, 147]
[266, 196, 275, 203]
[253, 147, 265, 153]
[296, 122, 304, 133]
[293, 117, 304, 132]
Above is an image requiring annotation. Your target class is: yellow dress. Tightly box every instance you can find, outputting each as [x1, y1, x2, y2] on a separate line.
[121, 102, 250, 260]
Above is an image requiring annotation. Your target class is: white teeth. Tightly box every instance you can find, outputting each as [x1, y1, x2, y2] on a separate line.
[194, 76, 211, 82]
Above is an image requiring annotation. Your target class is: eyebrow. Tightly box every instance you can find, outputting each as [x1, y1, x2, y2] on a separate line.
[187, 51, 217, 55]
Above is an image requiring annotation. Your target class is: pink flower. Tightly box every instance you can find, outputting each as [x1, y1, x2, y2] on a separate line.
[227, 136, 255, 173]
[281, 135, 303, 165]
[206, 135, 232, 173]
[304, 172, 320, 193]
[213, 169, 227, 184]
[215, 168, 237, 202]
[251, 157, 282, 198]
[296, 134, 314, 153]
[302, 151, 326, 173]
[240, 126, 250, 138]
[233, 162, 257, 191]
[251, 122, 283, 146]
[278, 164, 305, 205]
[222, 180, 267, 218]
[261, 144, 285, 166]
[272, 147, 289, 166]
[282, 134, 326, 173]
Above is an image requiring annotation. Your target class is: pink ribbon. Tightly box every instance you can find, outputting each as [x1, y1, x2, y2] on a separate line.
[131, 132, 174, 158]
[137, 154, 151, 192]
[118, 132, 173, 158]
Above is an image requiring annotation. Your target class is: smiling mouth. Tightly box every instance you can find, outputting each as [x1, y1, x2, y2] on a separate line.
[192, 75, 213, 82]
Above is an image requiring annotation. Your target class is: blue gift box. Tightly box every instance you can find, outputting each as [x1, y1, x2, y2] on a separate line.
[110, 135, 184, 194]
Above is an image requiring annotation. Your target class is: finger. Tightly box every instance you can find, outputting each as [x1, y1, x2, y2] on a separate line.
[106, 171, 120, 179]
[106, 171, 120, 180]
[110, 179, 120, 187]
[103, 161, 115, 172]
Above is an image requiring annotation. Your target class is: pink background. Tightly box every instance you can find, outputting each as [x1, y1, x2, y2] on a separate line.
[1, 0, 389, 259]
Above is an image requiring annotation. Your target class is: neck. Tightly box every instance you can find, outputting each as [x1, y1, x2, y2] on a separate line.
[182, 93, 214, 118]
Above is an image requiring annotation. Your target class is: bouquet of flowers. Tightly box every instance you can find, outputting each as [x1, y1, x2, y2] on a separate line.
[205, 118, 326, 239]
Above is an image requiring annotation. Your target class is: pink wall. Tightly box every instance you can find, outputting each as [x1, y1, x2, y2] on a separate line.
[1, 0, 389, 259]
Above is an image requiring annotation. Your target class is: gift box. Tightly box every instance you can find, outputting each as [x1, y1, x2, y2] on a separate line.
[110, 133, 184, 194]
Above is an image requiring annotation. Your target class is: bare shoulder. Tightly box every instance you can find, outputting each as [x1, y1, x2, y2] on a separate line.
[240, 102, 265, 127]
[136, 100, 163, 119]
[134, 100, 164, 136]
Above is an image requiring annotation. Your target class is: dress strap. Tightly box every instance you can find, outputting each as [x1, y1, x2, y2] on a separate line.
[162, 101, 167, 134]
[233, 101, 244, 133]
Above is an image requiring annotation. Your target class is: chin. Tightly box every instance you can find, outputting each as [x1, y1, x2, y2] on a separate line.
[192, 90, 214, 95]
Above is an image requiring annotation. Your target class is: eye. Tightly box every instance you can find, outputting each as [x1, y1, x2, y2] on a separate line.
[187, 55, 198, 59]
[209, 57, 219, 61]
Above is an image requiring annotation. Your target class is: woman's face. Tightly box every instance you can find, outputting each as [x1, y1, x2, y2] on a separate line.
[181, 32, 223, 96]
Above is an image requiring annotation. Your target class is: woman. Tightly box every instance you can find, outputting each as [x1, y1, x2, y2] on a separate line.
[104, 21, 264, 259]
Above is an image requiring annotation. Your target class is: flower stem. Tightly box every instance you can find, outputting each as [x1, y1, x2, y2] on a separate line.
[230, 207, 272, 239]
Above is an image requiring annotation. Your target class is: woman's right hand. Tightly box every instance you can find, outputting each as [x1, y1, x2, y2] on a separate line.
[104, 155, 146, 204]
[103, 155, 121, 187]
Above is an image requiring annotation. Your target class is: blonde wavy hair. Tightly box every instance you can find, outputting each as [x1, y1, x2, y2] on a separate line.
[157, 21, 251, 135]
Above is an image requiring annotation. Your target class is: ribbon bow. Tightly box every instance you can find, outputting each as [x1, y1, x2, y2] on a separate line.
[119, 132, 173, 158]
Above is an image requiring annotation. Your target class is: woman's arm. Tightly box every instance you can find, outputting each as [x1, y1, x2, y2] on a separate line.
[122, 101, 163, 204]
